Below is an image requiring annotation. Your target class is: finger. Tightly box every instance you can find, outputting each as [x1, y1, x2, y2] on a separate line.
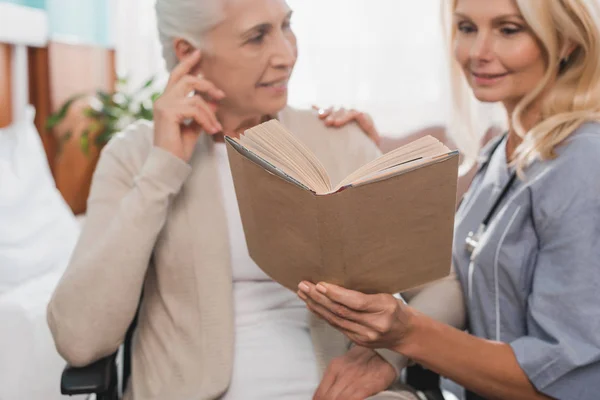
[325, 377, 349, 400]
[338, 385, 371, 400]
[175, 75, 226, 100]
[313, 365, 338, 400]
[355, 113, 381, 144]
[312, 282, 375, 312]
[299, 291, 376, 341]
[325, 108, 346, 125]
[185, 96, 222, 132]
[179, 105, 220, 134]
[167, 49, 202, 88]
[314, 106, 333, 120]
[299, 283, 365, 324]
[329, 110, 362, 127]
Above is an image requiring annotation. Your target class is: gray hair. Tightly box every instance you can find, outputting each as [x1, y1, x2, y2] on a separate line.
[155, 0, 226, 71]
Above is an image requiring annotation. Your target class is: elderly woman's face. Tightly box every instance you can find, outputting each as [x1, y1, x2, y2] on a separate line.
[200, 0, 297, 117]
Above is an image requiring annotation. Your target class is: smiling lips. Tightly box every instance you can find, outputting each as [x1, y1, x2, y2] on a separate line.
[258, 77, 288, 87]
[257, 77, 289, 95]
[471, 71, 510, 85]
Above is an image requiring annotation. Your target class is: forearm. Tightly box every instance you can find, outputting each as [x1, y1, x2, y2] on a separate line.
[403, 267, 466, 330]
[399, 312, 552, 400]
[48, 146, 191, 366]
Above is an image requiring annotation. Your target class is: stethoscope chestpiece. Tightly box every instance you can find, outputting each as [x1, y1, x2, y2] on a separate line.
[465, 224, 485, 256]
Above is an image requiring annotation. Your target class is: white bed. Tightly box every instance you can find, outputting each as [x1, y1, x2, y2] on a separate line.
[0, 4, 84, 399]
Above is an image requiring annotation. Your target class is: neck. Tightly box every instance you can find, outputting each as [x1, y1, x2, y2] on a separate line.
[502, 99, 543, 161]
[212, 109, 270, 143]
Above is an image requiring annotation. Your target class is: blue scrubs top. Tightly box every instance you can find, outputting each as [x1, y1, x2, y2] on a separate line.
[453, 122, 600, 399]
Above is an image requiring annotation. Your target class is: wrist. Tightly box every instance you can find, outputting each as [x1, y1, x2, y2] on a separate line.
[395, 307, 427, 360]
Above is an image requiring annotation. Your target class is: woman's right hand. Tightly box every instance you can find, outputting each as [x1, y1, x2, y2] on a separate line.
[153, 49, 226, 162]
[297, 281, 413, 352]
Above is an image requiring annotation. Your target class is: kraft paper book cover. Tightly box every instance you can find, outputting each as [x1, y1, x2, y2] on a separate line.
[225, 119, 459, 294]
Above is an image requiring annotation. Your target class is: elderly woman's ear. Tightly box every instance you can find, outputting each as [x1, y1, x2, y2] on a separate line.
[173, 39, 202, 73]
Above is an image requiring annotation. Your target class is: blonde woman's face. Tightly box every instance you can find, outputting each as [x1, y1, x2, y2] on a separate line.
[453, 0, 546, 105]
[200, 0, 297, 117]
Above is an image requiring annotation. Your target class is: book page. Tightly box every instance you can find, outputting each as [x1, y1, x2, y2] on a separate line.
[238, 120, 332, 194]
[226, 137, 314, 192]
[335, 137, 452, 190]
[244, 124, 328, 190]
[232, 120, 453, 195]
[348, 151, 459, 188]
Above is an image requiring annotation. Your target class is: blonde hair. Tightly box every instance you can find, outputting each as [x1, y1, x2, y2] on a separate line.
[445, 0, 600, 172]
[155, 0, 226, 71]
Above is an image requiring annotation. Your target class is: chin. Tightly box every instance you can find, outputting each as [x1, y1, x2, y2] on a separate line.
[259, 96, 288, 116]
[471, 88, 507, 103]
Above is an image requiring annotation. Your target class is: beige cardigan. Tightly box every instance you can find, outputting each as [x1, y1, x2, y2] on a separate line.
[48, 107, 464, 400]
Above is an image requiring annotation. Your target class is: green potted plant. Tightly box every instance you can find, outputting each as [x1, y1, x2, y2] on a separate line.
[46, 76, 162, 214]
[47, 76, 162, 155]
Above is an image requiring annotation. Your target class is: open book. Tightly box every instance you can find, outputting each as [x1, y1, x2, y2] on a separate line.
[225, 119, 459, 294]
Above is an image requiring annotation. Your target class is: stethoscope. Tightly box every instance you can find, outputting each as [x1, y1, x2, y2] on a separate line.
[464, 135, 518, 257]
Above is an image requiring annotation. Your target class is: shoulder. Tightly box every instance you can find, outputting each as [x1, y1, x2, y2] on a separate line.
[279, 106, 367, 140]
[537, 121, 600, 185]
[556, 121, 600, 162]
[530, 121, 600, 224]
[278, 106, 381, 162]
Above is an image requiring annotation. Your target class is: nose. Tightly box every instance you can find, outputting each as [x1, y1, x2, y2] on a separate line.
[271, 31, 297, 70]
[470, 31, 493, 62]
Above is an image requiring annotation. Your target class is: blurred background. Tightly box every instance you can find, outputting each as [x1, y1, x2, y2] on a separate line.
[1, 0, 506, 215]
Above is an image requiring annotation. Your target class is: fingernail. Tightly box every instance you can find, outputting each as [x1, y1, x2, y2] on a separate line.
[297, 291, 308, 300]
[318, 109, 326, 116]
[325, 116, 333, 122]
[316, 283, 327, 294]
[298, 282, 310, 292]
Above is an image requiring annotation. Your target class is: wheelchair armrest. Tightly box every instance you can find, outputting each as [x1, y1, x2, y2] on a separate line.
[61, 352, 118, 395]
[406, 364, 445, 400]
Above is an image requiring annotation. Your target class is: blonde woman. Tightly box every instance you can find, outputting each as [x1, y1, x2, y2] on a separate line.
[299, 0, 600, 399]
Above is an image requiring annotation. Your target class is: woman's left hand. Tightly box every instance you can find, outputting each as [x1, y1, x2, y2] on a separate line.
[297, 281, 413, 351]
[313, 105, 381, 146]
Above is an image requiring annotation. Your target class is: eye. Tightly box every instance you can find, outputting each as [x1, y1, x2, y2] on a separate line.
[457, 21, 476, 34]
[500, 24, 524, 36]
[248, 32, 266, 44]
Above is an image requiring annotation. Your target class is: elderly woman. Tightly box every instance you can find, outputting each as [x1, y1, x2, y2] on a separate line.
[47, 1, 462, 399]
[299, 0, 600, 399]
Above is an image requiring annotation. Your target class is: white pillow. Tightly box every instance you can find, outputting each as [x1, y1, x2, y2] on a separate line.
[0, 106, 80, 294]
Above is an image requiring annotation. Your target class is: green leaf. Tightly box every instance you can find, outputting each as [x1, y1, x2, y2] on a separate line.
[94, 128, 114, 146]
[142, 77, 155, 89]
[102, 105, 123, 120]
[56, 131, 72, 154]
[46, 94, 85, 129]
[96, 90, 114, 106]
[151, 92, 162, 103]
[138, 103, 154, 121]
[83, 107, 102, 118]
[80, 129, 90, 156]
